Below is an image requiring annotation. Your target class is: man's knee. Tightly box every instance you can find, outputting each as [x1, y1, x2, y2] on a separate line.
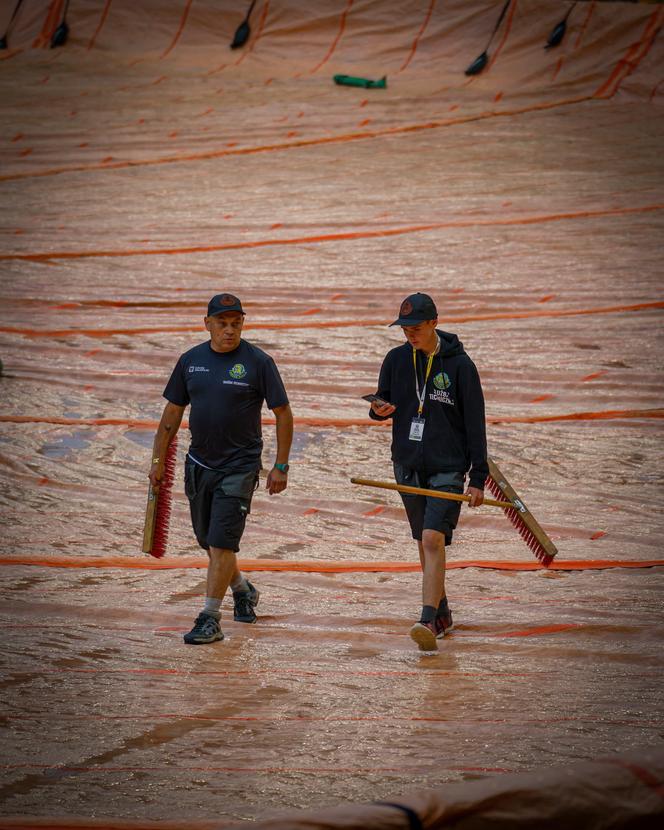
[421, 529, 446, 556]
[208, 545, 235, 561]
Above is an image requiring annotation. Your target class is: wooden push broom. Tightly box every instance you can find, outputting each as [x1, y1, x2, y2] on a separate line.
[142, 436, 178, 559]
[351, 457, 557, 566]
[485, 458, 557, 566]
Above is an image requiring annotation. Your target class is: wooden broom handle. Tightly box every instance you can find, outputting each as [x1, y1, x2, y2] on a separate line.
[350, 477, 513, 509]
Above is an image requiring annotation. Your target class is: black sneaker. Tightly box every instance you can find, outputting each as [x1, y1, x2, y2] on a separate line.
[183, 612, 224, 645]
[435, 607, 454, 639]
[233, 580, 260, 623]
[409, 621, 438, 652]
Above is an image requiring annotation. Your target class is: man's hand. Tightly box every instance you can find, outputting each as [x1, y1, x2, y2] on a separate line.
[267, 466, 288, 495]
[466, 486, 484, 508]
[148, 462, 163, 490]
[371, 400, 396, 417]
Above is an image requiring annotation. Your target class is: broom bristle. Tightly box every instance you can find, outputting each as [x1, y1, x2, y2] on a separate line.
[149, 436, 178, 559]
[485, 470, 556, 567]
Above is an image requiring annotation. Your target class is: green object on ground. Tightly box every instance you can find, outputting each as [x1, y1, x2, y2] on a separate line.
[333, 74, 387, 89]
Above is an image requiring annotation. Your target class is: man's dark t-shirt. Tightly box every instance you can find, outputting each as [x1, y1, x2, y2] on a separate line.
[163, 339, 289, 472]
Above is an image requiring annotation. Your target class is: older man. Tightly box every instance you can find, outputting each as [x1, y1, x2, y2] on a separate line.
[149, 293, 293, 645]
[369, 293, 488, 651]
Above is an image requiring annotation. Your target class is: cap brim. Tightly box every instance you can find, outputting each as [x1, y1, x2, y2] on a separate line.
[389, 317, 428, 327]
[209, 309, 245, 317]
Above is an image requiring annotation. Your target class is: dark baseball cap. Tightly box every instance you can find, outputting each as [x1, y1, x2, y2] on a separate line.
[207, 293, 245, 317]
[389, 293, 437, 327]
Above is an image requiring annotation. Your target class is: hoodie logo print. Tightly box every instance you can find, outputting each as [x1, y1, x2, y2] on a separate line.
[433, 371, 451, 390]
[430, 372, 454, 406]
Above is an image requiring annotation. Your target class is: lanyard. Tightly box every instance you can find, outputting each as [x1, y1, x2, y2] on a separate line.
[413, 340, 438, 416]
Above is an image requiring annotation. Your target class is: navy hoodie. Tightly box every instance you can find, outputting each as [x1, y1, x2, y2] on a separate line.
[370, 329, 488, 489]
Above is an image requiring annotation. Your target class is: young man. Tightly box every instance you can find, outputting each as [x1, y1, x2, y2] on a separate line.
[149, 293, 293, 645]
[369, 293, 488, 651]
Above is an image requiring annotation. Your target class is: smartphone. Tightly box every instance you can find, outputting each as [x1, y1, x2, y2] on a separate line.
[362, 393, 390, 406]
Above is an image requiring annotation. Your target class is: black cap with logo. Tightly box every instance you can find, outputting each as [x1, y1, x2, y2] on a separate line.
[389, 293, 437, 327]
[207, 293, 245, 317]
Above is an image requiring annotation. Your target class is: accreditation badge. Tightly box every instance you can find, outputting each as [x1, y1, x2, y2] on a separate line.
[409, 417, 425, 441]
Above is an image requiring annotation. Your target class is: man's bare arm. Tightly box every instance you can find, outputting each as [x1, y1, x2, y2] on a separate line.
[266, 403, 293, 495]
[149, 402, 186, 488]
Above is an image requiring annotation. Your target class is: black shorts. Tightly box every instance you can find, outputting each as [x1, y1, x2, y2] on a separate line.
[393, 464, 465, 545]
[184, 458, 258, 553]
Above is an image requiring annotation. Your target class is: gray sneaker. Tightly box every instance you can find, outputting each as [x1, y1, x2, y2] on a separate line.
[183, 612, 224, 645]
[233, 580, 260, 623]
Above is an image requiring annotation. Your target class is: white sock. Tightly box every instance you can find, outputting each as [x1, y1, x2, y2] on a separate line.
[203, 597, 222, 618]
[230, 574, 249, 593]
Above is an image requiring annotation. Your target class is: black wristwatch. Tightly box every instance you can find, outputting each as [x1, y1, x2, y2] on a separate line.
[274, 462, 289, 473]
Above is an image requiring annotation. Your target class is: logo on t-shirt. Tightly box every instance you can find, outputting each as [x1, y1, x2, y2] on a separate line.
[188, 366, 210, 373]
[229, 363, 247, 379]
[433, 371, 451, 390]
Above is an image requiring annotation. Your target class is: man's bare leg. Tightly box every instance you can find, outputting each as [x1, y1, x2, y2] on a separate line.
[207, 546, 237, 600]
[209, 550, 260, 623]
[410, 530, 449, 651]
[420, 529, 445, 609]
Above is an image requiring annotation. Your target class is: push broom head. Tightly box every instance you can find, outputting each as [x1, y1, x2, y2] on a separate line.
[486, 458, 557, 567]
[142, 436, 178, 559]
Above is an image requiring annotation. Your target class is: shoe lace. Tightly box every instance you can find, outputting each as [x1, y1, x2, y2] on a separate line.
[234, 594, 253, 616]
[193, 613, 217, 633]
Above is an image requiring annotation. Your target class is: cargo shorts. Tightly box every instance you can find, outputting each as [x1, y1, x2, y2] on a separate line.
[184, 457, 259, 552]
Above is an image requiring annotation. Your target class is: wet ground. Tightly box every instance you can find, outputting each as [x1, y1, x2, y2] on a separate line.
[1, 0, 663, 825]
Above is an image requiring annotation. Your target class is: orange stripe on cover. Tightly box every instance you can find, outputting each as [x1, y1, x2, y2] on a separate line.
[650, 78, 664, 102]
[492, 408, 664, 424]
[0, 94, 597, 182]
[0, 409, 662, 429]
[0, 48, 24, 60]
[0, 302, 661, 337]
[486, 0, 518, 73]
[398, 0, 437, 73]
[594, 9, 662, 99]
[1, 206, 662, 260]
[574, 0, 596, 50]
[0, 557, 661, 572]
[607, 759, 664, 800]
[161, 0, 195, 59]
[309, 0, 353, 74]
[551, 57, 563, 83]
[486, 623, 580, 637]
[32, 0, 64, 48]
[87, 0, 114, 50]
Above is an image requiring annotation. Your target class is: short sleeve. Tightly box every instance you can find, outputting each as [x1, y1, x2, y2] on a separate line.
[163, 357, 190, 407]
[261, 357, 289, 410]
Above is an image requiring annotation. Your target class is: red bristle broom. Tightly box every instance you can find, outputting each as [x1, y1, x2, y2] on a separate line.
[142, 436, 178, 558]
[351, 457, 557, 566]
[485, 457, 557, 565]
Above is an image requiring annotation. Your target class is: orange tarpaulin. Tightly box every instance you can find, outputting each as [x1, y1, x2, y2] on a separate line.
[1, 1, 663, 826]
